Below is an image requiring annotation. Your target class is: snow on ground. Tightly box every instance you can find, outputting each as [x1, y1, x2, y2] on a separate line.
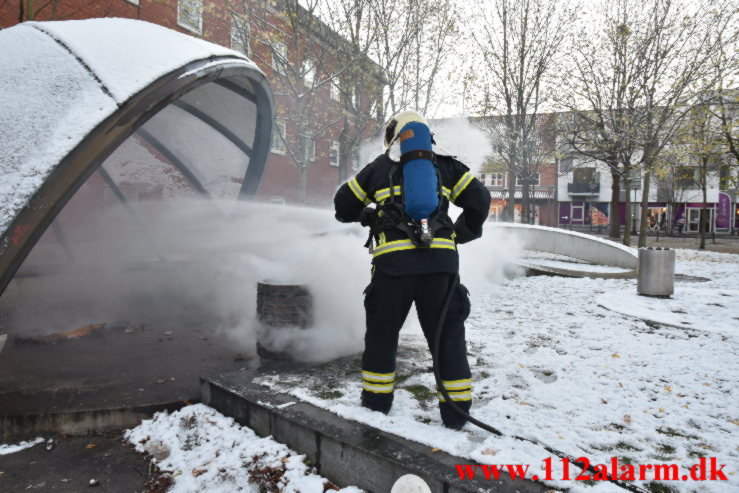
[257, 248, 739, 493]
[598, 287, 739, 333]
[124, 404, 362, 493]
[0, 437, 44, 455]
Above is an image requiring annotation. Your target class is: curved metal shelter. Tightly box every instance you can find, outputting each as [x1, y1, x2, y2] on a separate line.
[0, 18, 274, 297]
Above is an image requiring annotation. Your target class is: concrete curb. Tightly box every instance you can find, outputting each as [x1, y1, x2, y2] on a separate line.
[201, 372, 549, 493]
[0, 401, 189, 443]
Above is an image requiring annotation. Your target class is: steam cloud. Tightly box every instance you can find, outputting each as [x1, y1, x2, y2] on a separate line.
[1, 117, 518, 364]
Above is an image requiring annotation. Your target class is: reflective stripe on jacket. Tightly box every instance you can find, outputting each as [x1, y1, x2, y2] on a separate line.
[334, 152, 491, 275]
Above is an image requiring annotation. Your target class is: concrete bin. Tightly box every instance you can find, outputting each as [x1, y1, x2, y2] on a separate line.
[637, 248, 675, 297]
[256, 281, 313, 360]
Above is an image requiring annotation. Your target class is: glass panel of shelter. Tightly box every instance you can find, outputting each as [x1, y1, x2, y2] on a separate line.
[1, 78, 259, 338]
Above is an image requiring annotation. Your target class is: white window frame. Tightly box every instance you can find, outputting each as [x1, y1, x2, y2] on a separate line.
[516, 173, 540, 186]
[230, 16, 250, 56]
[177, 0, 203, 34]
[304, 134, 316, 162]
[490, 173, 504, 186]
[272, 120, 286, 155]
[272, 41, 288, 76]
[259, 0, 279, 11]
[330, 79, 340, 101]
[329, 140, 340, 167]
[302, 58, 316, 87]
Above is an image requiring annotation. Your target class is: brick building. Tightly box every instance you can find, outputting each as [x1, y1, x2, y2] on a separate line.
[0, 0, 382, 206]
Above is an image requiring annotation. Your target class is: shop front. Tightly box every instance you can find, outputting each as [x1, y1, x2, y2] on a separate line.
[559, 201, 609, 230]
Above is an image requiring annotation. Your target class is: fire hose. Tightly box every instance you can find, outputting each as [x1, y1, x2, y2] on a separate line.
[432, 273, 647, 493]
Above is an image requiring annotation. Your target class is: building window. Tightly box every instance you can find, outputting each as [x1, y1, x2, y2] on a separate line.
[177, 0, 202, 34]
[676, 166, 697, 190]
[258, 0, 279, 10]
[272, 120, 286, 155]
[490, 173, 504, 186]
[479, 173, 486, 185]
[302, 58, 316, 86]
[560, 156, 574, 173]
[301, 134, 316, 162]
[572, 168, 595, 186]
[719, 164, 731, 190]
[330, 80, 340, 101]
[231, 16, 250, 55]
[271, 41, 288, 76]
[329, 140, 340, 167]
[516, 173, 540, 186]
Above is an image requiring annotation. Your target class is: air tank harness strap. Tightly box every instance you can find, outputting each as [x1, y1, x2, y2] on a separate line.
[400, 149, 435, 165]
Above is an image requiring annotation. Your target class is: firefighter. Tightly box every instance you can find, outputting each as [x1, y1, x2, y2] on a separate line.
[334, 110, 491, 429]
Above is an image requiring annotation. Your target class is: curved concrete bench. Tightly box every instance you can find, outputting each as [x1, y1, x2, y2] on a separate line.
[488, 223, 638, 269]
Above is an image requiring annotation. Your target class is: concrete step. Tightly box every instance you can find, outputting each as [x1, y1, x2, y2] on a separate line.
[201, 371, 550, 493]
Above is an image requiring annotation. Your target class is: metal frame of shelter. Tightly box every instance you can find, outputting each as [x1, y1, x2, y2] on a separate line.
[0, 58, 274, 296]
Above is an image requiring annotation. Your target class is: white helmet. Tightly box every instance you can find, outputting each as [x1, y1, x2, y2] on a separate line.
[383, 110, 427, 148]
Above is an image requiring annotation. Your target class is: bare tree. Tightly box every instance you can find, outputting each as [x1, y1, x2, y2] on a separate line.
[671, 102, 725, 248]
[653, 147, 691, 235]
[632, 0, 737, 247]
[12, 0, 112, 23]
[393, 0, 459, 117]
[559, 0, 649, 242]
[476, 113, 554, 223]
[470, 0, 574, 222]
[228, 0, 373, 202]
[319, 0, 385, 182]
[706, 29, 739, 176]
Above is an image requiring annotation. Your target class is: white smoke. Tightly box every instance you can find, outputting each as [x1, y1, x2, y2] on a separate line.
[429, 117, 491, 176]
[0, 200, 373, 363]
[3, 117, 517, 365]
[358, 117, 491, 176]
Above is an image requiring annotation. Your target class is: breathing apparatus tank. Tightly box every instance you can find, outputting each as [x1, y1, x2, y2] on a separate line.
[398, 121, 439, 245]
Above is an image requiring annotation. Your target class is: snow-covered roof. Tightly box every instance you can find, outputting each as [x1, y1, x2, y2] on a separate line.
[0, 18, 273, 294]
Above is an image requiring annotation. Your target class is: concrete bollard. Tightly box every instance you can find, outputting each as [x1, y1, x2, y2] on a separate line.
[637, 247, 675, 297]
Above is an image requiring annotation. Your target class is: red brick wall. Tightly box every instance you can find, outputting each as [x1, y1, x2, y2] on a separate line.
[539, 162, 557, 187]
[0, 0, 378, 206]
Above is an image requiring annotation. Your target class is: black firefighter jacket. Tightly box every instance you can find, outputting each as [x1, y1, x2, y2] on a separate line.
[334, 151, 491, 276]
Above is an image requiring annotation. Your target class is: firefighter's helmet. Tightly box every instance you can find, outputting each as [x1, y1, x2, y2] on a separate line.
[383, 110, 428, 148]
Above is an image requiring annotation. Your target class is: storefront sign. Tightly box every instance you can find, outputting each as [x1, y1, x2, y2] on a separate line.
[717, 192, 731, 230]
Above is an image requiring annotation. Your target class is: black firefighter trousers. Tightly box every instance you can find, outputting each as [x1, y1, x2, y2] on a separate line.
[361, 271, 472, 429]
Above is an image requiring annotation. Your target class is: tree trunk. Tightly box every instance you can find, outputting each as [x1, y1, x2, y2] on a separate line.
[638, 169, 651, 248]
[609, 167, 621, 239]
[699, 172, 708, 250]
[338, 117, 349, 184]
[622, 168, 632, 246]
[507, 170, 516, 222]
[298, 164, 307, 204]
